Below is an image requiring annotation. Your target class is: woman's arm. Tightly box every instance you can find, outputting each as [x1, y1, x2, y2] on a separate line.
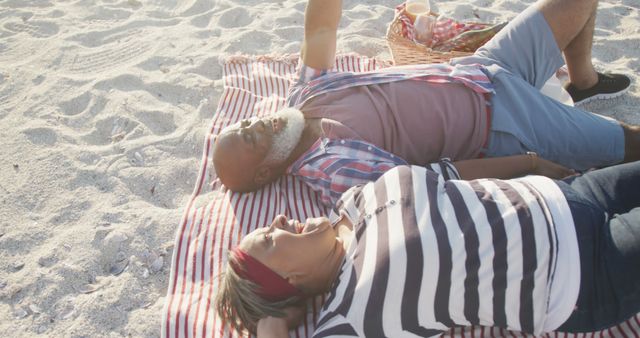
[255, 305, 307, 337]
[453, 153, 576, 180]
[256, 317, 289, 338]
[301, 0, 342, 69]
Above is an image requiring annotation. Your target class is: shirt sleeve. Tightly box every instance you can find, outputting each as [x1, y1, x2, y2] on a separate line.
[296, 63, 331, 84]
[313, 310, 358, 337]
[325, 159, 400, 206]
[423, 158, 461, 181]
[295, 155, 403, 208]
[287, 60, 334, 100]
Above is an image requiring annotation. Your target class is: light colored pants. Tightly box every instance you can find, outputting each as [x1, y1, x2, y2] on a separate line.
[453, 6, 624, 171]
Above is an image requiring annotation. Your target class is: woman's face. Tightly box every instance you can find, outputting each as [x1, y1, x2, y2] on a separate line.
[239, 214, 339, 291]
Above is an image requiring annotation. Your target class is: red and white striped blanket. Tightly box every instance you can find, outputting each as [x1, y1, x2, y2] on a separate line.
[161, 54, 640, 338]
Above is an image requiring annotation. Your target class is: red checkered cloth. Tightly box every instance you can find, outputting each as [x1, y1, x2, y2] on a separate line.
[396, 2, 506, 52]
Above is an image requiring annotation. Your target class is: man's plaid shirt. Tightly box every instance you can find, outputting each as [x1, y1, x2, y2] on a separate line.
[288, 138, 461, 206]
[285, 62, 492, 206]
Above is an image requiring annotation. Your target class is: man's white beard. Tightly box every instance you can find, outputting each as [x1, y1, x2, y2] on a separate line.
[262, 108, 305, 166]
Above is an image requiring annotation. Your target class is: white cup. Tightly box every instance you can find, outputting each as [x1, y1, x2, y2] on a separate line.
[405, 0, 430, 23]
[414, 14, 435, 45]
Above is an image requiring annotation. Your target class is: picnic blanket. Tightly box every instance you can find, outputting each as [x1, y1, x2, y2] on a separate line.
[161, 54, 640, 338]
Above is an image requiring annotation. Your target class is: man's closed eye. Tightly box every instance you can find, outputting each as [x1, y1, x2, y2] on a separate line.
[241, 129, 255, 145]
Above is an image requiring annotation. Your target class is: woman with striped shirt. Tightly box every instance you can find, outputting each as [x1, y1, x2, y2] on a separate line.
[216, 161, 640, 337]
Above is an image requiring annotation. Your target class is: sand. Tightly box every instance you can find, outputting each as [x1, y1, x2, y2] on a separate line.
[0, 0, 637, 337]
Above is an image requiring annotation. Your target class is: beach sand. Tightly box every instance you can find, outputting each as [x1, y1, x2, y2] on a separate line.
[0, 0, 637, 336]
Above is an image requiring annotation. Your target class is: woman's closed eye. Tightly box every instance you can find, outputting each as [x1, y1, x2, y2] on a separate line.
[263, 229, 273, 244]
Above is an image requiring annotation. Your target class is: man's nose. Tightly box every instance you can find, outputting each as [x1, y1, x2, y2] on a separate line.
[246, 119, 266, 133]
[239, 118, 252, 128]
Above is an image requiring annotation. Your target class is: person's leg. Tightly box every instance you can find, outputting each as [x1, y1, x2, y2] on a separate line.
[453, 0, 638, 166]
[623, 123, 640, 164]
[556, 162, 640, 332]
[536, 0, 599, 88]
[537, 0, 631, 104]
[563, 160, 640, 214]
[453, 0, 630, 105]
[556, 204, 640, 332]
[455, 5, 564, 89]
[563, 160, 640, 314]
[485, 72, 625, 170]
[457, 0, 598, 88]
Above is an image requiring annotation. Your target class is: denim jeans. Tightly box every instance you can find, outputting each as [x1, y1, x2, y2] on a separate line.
[555, 161, 640, 332]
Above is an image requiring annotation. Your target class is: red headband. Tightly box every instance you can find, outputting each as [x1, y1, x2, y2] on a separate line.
[230, 248, 303, 302]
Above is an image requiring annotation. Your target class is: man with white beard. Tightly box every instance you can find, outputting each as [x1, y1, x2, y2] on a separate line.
[254, 108, 306, 167]
[214, 106, 573, 205]
[213, 0, 637, 207]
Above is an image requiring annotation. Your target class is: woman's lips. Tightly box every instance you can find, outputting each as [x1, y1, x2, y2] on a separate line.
[288, 219, 303, 234]
[296, 221, 303, 234]
[287, 217, 330, 234]
[301, 218, 329, 234]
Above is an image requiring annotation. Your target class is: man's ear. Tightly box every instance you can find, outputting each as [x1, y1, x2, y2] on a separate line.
[254, 165, 272, 186]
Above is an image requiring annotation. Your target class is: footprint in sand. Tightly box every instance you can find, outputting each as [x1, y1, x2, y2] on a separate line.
[226, 30, 273, 53]
[190, 12, 213, 28]
[59, 92, 92, 116]
[0, 72, 29, 120]
[71, 169, 115, 194]
[45, 9, 65, 18]
[0, 36, 52, 65]
[134, 110, 177, 136]
[273, 27, 303, 42]
[169, 0, 215, 17]
[91, 228, 131, 276]
[184, 56, 223, 81]
[76, 151, 102, 166]
[49, 201, 91, 226]
[114, 156, 195, 209]
[85, 7, 132, 22]
[93, 74, 203, 107]
[58, 38, 152, 75]
[22, 127, 58, 146]
[217, 7, 252, 28]
[81, 115, 140, 146]
[3, 20, 59, 38]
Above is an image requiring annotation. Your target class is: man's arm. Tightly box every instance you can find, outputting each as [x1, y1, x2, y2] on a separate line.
[453, 153, 576, 180]
[301, 0, 342, 69]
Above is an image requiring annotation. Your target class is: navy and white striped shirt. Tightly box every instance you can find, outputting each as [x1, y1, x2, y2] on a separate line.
[317, 165, 579, 337]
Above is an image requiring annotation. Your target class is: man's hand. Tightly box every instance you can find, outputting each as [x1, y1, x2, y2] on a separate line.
[454, 154, 577, 180]
[531, 156, 577, 179]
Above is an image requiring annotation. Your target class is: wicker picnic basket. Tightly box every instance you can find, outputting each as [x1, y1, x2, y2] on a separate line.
[386, 12, 474, 65]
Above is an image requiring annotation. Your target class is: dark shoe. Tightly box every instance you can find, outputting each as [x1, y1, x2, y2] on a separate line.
[564, 72, 631, 105]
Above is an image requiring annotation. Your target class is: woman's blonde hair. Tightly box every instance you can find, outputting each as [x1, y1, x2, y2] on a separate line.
[215, 251, 303, 335]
